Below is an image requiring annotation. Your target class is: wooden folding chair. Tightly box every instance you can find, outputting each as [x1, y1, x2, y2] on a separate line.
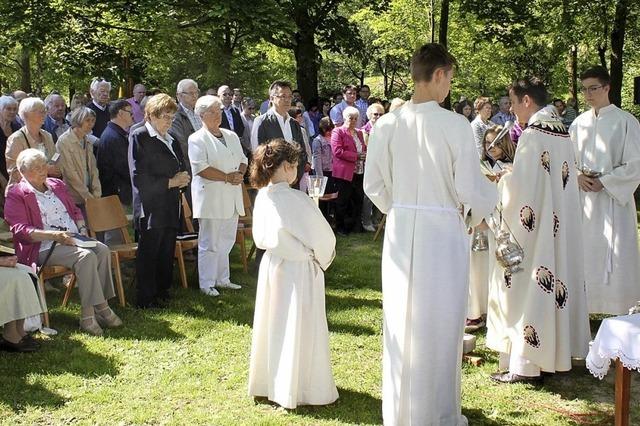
[38, 265, 76, 327]
[374, 214, 386, 241]
[175, 194, 198, 289]
[84, 195, 136, 306]
[236, 183, 255, 273]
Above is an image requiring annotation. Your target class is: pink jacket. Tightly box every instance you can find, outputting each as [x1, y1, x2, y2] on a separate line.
[4, 178, 83, 267]
[330, 126, 366, 182]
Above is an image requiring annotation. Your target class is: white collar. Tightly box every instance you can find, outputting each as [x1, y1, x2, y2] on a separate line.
[271, 107, 290, 122]
[145, 121, 173, 144]
[92, 100, 106, 111]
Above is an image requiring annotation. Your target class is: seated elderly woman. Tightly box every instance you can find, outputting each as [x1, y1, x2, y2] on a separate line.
[0, 255, 45, 352]
[5, 97, 61, 188]
[188, 95, 247, 296]
[4, 148, 121, 336]
[56, 107, 101, 213]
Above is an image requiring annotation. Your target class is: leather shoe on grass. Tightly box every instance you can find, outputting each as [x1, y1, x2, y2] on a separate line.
[490, 371, 543, 385]
[0, 336, 40, 353]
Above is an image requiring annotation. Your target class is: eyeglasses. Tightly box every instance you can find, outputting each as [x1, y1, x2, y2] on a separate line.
[274, 95, 293, 100]
[181, 91, 200, 97]
[122, 109, 133, 116]
[371, 113, 382, 117]
[348, 116, 358, 121]
[580, 85, 603, 94]
[159, 113, 175, 121]
[221, 92, 233, 97]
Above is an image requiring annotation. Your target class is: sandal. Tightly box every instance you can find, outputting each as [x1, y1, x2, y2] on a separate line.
[79, 316, 103, 336]
[95, 308, 123, 328]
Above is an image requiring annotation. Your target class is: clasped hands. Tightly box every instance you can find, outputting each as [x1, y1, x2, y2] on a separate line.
[577, 174, 604, 192]
[169, 171, 191, 189]
[224, 171, 244, 185]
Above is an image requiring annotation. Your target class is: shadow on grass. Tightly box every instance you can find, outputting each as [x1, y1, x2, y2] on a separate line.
[293, 387, 382, 425]
[329, 320, 378, 336]
[48, 308, 185, 341]
[0, 334, 119, 412]
[462, 408, 508, 425]
[326, 293, 381, 311]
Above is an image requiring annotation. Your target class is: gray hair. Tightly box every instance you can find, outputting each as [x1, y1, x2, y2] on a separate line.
[342, 106, 360, 121]
[18, 97, 46, 121]
[16, 148, 47, 173]
[90, 78, 111, 93]
[194, 95, 222, 117]
[44, 93, 65, 110]
[0, 95, 18, 112]
[366, 103, 384, 120]
[177, 79, 198, 94]
[217, 85, 231, 97]
[70, 106, 96, 128]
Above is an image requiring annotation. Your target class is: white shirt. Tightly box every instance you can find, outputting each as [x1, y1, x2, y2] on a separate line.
[27, 181, 79, 252]
[92, 100, 106, 111]
[145, 121, 177, 159]
[274, 109, 293, 142]
[223, 106, 235, 131]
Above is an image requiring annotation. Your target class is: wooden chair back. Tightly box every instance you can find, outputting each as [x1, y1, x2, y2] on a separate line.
[181, 194, 195, 233]
[85, 195, 132, 243]
[241, 183, 253, 221]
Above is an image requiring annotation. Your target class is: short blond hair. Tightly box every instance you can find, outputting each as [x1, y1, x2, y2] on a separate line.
[16, 148, 47, 173]
[144, 93, 177, 120]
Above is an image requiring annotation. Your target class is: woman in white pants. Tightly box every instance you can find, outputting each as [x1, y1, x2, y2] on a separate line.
[189, 95, 248, 296]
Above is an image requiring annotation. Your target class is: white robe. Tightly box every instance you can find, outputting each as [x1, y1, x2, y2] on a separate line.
[248, 182, 338, 409]
[364, 100, 497, 426]
[486, 107, 591, 372]
[569, 104, 640, 314]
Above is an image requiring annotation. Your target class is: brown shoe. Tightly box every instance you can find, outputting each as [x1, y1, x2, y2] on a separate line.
[95, 308, 123, 328]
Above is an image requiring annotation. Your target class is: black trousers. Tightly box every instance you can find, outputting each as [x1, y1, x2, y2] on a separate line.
[334, 173, 364, 233]
[136, 221, 177, 307]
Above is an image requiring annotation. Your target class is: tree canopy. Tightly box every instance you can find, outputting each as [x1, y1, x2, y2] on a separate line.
[0, 0, 638, 113]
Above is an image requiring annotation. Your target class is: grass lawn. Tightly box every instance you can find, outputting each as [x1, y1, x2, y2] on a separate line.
[1, 233, 638, 425]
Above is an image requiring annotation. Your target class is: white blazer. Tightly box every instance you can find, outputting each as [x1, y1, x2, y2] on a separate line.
[189, 127, 247, 219]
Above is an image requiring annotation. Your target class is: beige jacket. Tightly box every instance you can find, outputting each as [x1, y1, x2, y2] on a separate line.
[56, 128, 101, 204]
[5, 127, 56, 189]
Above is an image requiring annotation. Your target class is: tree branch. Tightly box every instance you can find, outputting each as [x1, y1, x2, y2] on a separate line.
[71, 12, 155, 33]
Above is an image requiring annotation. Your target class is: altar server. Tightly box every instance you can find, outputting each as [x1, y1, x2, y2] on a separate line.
[248, 139, 338, 409]
[486, 77, 590, 384]
[569, 66, 640, 315]
[364, 43, 497, 426]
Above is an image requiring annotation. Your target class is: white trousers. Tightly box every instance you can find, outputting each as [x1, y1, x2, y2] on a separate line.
[499, 351, 541, 377]
[198, 216, 239, 290]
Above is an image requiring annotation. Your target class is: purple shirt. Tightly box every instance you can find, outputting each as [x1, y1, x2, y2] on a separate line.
[127, 97, 144, 123]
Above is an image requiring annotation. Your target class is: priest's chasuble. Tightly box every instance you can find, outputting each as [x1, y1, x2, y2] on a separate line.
[364, 100, 497, 426]
[569, 104, 640, 314]
[486, 107, 591, 372]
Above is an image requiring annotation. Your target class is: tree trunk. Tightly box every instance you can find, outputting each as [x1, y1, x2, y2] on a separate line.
[293, 29, 319, 102]
[609, 0, 628, 107]
[20, 46, 31, 93]
[430, 0, 436, 43]
[439, 0, 451, 109]
[570, 45, 579, 110]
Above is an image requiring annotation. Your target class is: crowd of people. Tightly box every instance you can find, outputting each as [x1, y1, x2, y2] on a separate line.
[1, 42, 640, 426]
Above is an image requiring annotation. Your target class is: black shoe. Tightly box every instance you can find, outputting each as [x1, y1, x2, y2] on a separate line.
[490, 371, 543, 384]
[22, 334, 41, 348]
[0, 337, 40, 353]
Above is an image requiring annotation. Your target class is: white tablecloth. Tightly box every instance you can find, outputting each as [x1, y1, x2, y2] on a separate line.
[586, 313, 640, 379]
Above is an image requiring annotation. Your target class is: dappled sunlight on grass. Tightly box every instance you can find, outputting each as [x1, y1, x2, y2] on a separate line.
[0, 233, 638, 424]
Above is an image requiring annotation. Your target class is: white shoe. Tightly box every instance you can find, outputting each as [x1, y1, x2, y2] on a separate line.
[201, 287, 220, 297]
[216, 282, 241, 290]
[363, 224, 376, 232]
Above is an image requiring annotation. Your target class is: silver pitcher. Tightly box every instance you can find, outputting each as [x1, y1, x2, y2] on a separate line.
[471, 229, 489, 252]
[495, 230, 524, 275]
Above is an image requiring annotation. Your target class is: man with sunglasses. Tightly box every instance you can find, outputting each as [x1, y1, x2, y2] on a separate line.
[569, 65, 640, 315]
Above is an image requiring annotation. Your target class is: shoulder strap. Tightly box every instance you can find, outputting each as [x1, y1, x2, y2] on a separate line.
[20, 129, 32, 148]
